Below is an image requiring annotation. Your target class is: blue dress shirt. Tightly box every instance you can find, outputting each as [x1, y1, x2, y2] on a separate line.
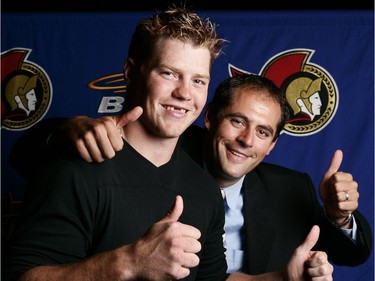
[221, 177, 245, 273]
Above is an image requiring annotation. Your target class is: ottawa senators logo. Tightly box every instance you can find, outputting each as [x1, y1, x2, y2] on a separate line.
[229, 49, 338, 136]
[1, 48, 52, 131]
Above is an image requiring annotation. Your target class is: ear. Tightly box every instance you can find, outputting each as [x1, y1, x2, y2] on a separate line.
[203, 106, 211, 130]
[123, 58, 135, 83]
[266, 139, 277, 155]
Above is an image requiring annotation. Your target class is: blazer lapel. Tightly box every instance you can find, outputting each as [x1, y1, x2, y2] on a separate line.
[242, 170, 277, 274]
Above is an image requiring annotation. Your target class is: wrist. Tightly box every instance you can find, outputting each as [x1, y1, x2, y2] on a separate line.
[333, 213, 353, 228]
[323, 206, 353, 228]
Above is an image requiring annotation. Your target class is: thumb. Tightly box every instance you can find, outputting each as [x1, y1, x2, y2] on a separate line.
[114, 106, 143, 127]
[160, 195, 183, 223]
[321, 149, 343, 184]
[299, 225, 320, 253]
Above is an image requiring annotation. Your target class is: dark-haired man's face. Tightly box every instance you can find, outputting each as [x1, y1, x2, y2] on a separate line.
[204, 89, 280, 188]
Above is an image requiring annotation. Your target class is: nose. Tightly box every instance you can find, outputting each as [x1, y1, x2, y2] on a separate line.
[236, 128, 254, 147]
[172, 80, 192, 100]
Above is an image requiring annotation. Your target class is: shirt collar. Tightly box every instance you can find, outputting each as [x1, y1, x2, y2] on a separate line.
[222, 176, 245, 210]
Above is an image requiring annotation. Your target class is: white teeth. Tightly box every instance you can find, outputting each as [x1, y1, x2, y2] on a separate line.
[165, 106, 187, 113]
[231, 149, 245, 158]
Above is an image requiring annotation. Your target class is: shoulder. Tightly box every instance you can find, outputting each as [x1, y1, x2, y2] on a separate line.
[249, 162, 314, 189]
[256, 162, 310, 178]
[35, 152, 124, 188]
[244, 162, 318, 211]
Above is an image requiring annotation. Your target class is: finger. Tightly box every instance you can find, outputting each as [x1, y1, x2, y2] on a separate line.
[305, 252, 333, 278]
[174, 267, 191, 280]
[299, 225, 320, 253]
[115, 106, 143, 127]
[104, 122, 124, 153]
[180, 252, 200, 268]
[83, 131, 114, 162]
[307, 251, 327, 267]
[178, 237, 202, 253]
[305, 264, 333, 279]
[322, 150, 343, 184]
[76, 139, 96, 163]
[160, 195, 184, 223]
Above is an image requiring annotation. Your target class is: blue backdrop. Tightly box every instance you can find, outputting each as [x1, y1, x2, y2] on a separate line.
[2, 10, 373, 280]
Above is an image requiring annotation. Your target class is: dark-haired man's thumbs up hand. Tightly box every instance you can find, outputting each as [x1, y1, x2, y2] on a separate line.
[319, 150, 358, 228]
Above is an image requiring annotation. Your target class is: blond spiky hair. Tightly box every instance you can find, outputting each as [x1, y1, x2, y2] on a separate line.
[128, 6, 226, 64]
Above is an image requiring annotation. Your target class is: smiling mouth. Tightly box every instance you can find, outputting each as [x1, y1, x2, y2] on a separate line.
[227, 145, 256, 159]
[228, 147, 247, 158]
[164, 105, 188, 114]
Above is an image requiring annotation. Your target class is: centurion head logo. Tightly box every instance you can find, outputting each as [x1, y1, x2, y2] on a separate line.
[1, 48, 52, 131]
[229, 49, 338, 136]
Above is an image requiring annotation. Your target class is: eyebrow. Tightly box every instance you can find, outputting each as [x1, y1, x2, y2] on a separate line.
[159, 64, 211, 81]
